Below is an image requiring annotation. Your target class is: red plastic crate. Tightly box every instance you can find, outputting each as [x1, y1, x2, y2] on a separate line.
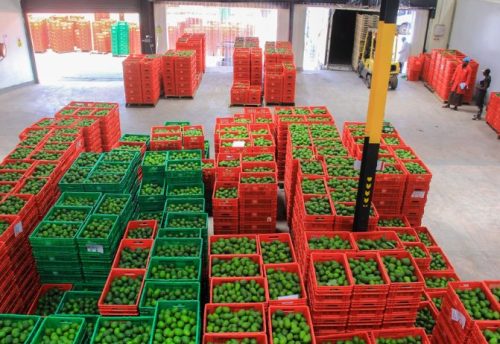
[346, 252, 391, 298]
[239, 172, 277, 198]
[124, 220, 158, 240]
[111, 239, 153, 270]
[404, 242, 431, 271]
[316, 331, 373, 344]
[379, 251, 425, 293]
[27, 283, 73, 314]
[150, 133, 182, 151]
[389, 227, 420, 243]
[299, 194, 336, 225]
[427, 246, 455, 273]
[213, 181, 239, 215]
[468, 321, 500, 344]
[98, 269, 145, 316]
[209, 254, 263, 278]
[204, 303, 267, 335]
[371, 328, 430, 343]
[264, 263, 307, 306]
[258, 233, 296, 264]
[308, 253, 354, 298]
[268, 305, 316, 344]
[209, 277, 270, 304]
[208, 234, 259, 255]
[352, 231, 404, 252]
[203, 333, 268, 344]
[414, 226, 439, 248]
[423, 271, 460, 291]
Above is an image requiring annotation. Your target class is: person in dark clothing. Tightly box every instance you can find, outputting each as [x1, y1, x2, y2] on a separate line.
[473, 68, 491, 120]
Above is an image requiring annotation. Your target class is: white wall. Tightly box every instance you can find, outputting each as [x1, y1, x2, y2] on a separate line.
[449, 0, 500, 92]
[425, 0, 456, 51]
[292, 5, 306, 70]
[154, 2, 168, 53]
[276, 8, 290, 42]
[0, 0, 34, 90]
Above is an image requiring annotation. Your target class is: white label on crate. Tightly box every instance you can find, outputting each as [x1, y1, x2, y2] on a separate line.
[232, 141, 246, 148]
[266, 217, 272, 223]
[278, 294, 300, 300]
[87, 245, 104, 254]
[451, 308, 466, 329]
[14, 222, 23, 237]
[412, 190, 426, 199]
[77, 140, 82, 148]
[354, 160, 384, 171]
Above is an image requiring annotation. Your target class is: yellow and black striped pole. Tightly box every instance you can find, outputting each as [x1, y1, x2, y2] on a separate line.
[353, 0, 399, 231]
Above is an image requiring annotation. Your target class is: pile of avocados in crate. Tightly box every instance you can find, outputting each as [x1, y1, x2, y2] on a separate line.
[0, 103, 498, 344]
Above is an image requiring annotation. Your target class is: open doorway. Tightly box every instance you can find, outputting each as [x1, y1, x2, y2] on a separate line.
[303, 6, 330, 71]
[163, 4, 278, 67]
[27, 13, 140, 83]
[327, 10, 356, 67]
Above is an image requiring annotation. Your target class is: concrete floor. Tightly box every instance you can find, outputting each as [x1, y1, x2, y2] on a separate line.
[1, 68, 499, 281]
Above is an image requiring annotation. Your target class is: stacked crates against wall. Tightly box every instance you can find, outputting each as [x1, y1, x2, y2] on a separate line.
[74, 20, 92, 52]
[123, 55, 162, 106]
[111, 21, 130, 56]
[264, 41, 296, 105]
[230, 37, 263, 106]
[47, 19, 75, 53]
[486, 92, 500, 136]
[92, 19, 114, 53]
[425, 49, 479, 104]
[352, 14, 379, 70]
[28, 18, 49, 53]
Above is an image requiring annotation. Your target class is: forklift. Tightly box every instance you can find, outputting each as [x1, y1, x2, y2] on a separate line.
[357, 28, 400, 90]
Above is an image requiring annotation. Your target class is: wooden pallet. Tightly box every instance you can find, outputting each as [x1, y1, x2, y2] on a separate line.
[229, 103, 262, 108]
[125, 101, 158, 108]
[265, 102, 295, 106]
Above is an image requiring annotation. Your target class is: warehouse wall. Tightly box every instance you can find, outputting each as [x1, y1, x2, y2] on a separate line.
[424, 0, 455, 51]
[0, 0, 34, 90]
[449, 0, 500, 93]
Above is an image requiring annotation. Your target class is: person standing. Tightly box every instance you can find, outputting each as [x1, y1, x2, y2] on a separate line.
[398, 37, 411, 74]
[473, 68, 491, 120]
[443, 57, 473, 111]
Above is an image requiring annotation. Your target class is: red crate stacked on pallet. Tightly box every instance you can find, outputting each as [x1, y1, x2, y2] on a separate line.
[177, 33, 205, 75]
[162, 50, 177, 97]
[239, 170, 278, 234]
[48, 20, 75, 53]
[29, 18, 49, 53]
[141, 55, 162, 105]
[213, 181, 239, 234]
[92, 19, 113, 52]
[346, 252, 390, 331]
[231, 37, 262, 106]
[432, 281, 500, 344]
[379, 251, 425, 328]
[308, 253, 354, 335]
[150, 125, 182, 151]
[123, 55, 145, 104]
[268, 305, 316, 343]
[485, 92, 500, 135]
[400, 159, 432, 227]
[264, 41, 295, 105]
[175, 50, 198, 97]
[74, 20, 92, 52]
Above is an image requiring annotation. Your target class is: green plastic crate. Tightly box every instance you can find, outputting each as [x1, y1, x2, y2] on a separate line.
[92, 161, 131, 175]
[151, 238, 202, 258]
[30, 221, 83, 248]
[120, 134, 150, 145]
[0, 314, 42, 343]
[165, 160, 202, 185]
[164, 121, 190, 126]
[204, 140, 210, 159]
[91, 316, 153, 343]
[73, 153, 103, 168]
[101, 150, 140, 166]
[164, 212, 208, 231]
[139, 281, 200, 316]
[168, 150, 202, 161]
[146, 257, 201, 282]
[142, 151, 168, 175]
[43, 206, 92, 223]
[138, 179, 166, 212]
[58, 168, 93, 192]
[76, 214, 121, 257]
[72, 282, 105, 292]
[55, 192, 102, 209]
[166, 183, 204, 199]
[55, 291, 100, 317]
[32, 316, 86, 344]
[93, 194, 133, 227]
[134, 210, 165, 225]
[165, 198, 205, 213]
[157, 228, 202, 238]
[84, 172, 130, 193]
[149, 300, 200, 344]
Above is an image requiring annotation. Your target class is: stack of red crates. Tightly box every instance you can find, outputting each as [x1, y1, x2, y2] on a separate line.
[94, 32, 111, 53]
[264, 41, 296, 104]
[129, 24, 141, 55]
[74, 20, 92, 52]
[29, 18, 49, 53]
[212, 181, 239, 235]
[123, 54, 162, 105]
[161, 50, 199, 97]
[347, 252, 390, 332]
[400, 159, 432, 227]
[308, 253, 353, 335]
[432, 281, 500, 344]
[231, 37, 263, 106]
[380, 251, 425, 328]
[150, 125, 182, 151]
[239, 169, 278, 234]
[176, 33, 205, 75]
[485, 92, 500, 135]
[94, 13, 110, 21]
[428, 49, 479, 104]
[48, 20, 75, 53]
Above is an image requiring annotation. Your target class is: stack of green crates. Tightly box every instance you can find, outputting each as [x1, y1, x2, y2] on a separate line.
[0, 314, 41, 343]
[77, 193, 133, 284]
[30, 202, 94, 284]
[31, 315, 87, 344]
[139, 151, 168, 212]
[111, 21, 130, 56]
[166, 150, 203, 185]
